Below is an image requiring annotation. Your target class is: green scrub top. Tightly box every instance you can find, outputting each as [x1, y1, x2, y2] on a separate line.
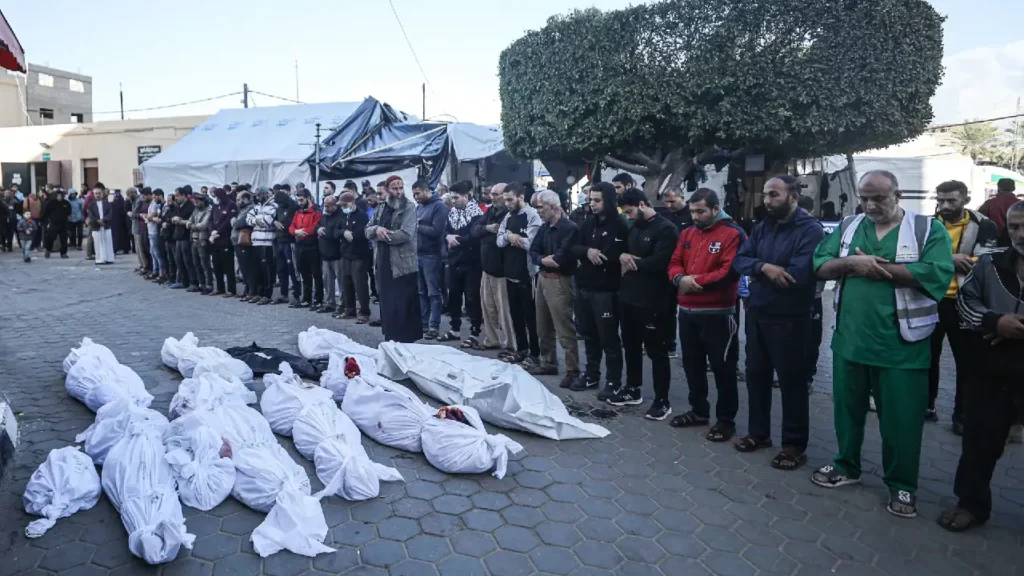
[813, 217, 953, 369]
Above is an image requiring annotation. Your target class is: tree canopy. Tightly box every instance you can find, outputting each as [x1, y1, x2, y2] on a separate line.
[498, 0, 945, 195]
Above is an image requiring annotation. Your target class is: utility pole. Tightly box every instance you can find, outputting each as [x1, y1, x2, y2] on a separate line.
[1013, 97, 1021, 171]
[243, 83, 249, 108]
[422, 83, 426, 120]
[295, 60, 300, 103]
[119, 83, 124, 120]
[314, 123, 322, 204]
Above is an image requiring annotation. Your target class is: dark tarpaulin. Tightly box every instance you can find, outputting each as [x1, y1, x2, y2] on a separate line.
[0, 11, 25, 74]
[309, 97, 451, 187]
[224, 342, 321, 379]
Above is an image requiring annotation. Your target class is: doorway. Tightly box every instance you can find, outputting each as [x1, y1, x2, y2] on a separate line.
[82, 158, 99, 190]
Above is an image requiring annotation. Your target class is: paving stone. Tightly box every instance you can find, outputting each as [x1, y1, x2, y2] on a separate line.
[321, 503, 351, 527]
[742, 546, 800, 574]
[420, 513, 463, 536]
[192, 533, 240, 562]
[574, 540, 625, 569]
[658, 557, 713, 576]
[394, 497, 435, 519]
[515, 470, 553, 489]
[483, 550, 535, 576]
[655, 531, 706, 558]
[470, 491, 513, 511]
[212, 553, 261, 576]
[494, 524, 541, 553]
[162, 558, 214, 576]
[771, 517, 823, 542]
[652, 508, 700, 533]
[535, 521, 583, 548]
[701, 552, 757, 576]
[578, 497, 622, 520]
[782, 539, 840, 569]
[614, 536, 666, 564]
[501, 505, 545, 528]
[332, 522, 377, 546]
[450, 530, 497, 557]
[581, 481, 622, 499]
[437, 554, 487, 576]
[461, 509, 506, 532]
[0, 545, 44, 573]
[577, 517, 624, 543]
[529, 545, 580, 575]
[540, 501, 585, 524]
[441, 478, 482, 497]
[509, 487, 549, 507]
[407, 480, 445, 500]
[351, 499, 393, 523]
[362, 539, 408, 568]
[407, 534, 452, 562]
[549, 468, 587, 485]
[432, 494, 473, 515]
[77, 518, 124, 545]
[378, 517, 423, 542]
[545, 483, 587, 503]
[312, 547, 361, 573]
[185, 514, 221, 538]
[38, 542, 96, 572]
[733, 520, 785, 548]
[220, 510, 264, 535]
[263, 551, 312, 576]
[615, 513, 662, 538]
[90, 543, 136, 569]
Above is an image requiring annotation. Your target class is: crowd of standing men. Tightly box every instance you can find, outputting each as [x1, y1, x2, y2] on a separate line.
[3, 170, 1021, 531]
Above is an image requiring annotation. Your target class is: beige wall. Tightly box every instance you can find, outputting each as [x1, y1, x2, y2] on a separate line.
[0, 115, 209, 191]
[0, 73, 27, 128]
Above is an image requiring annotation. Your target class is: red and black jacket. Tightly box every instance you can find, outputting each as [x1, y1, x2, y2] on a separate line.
[667, 216, 746, 313]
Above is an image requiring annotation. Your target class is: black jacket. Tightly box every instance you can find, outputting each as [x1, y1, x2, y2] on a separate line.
[41, 198, 72, 229]
[658, 206, 693, 232]
[445, 206, 484, 268]
[473, 206, 507, 277]
[173, 201, 193, 242]
[619, 213, 680, 307]
[317, 209, 345, 261]
[274, 192, 297, 244]
[956, 248, 1024, 378]
[160, 202, 177, 240]
[339, 208, 371, 261]
[530, 215, 580, 276]
[570, 184, 624, 292]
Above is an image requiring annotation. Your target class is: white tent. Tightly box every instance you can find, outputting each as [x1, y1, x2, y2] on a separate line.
[140, 102, 361, 192]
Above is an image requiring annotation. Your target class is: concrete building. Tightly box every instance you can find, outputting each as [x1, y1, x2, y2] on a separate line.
[24, 64, 92, 125]
[0, 115, 209, 193]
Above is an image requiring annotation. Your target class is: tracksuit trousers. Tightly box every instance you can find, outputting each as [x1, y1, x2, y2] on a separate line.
[928, 298, 971, 423]
[575, 290, 622, 386]
[678, 311, 739, 425]
[620, 303, 670, 400]
[507, 278, 540, 359]
[296, 243, 323, 305]
[448, 264, 483, 336]
[832, 356, 928, 493]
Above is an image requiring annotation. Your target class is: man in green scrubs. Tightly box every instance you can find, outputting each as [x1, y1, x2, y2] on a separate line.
[810, 170, 953, 519]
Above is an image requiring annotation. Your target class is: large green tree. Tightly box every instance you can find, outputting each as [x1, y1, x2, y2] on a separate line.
[499, 0, 945, 197]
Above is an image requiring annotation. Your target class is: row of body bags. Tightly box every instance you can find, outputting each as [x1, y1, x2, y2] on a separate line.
[297, 326, 609, 441]
[24, 339, 196, 565]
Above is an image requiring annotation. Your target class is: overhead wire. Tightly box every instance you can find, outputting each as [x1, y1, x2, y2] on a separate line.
[93, 91, 242, 115]
[929, 113, 1024, 130]
[387, 0, 441, 106]
[248, 90, 302, 105]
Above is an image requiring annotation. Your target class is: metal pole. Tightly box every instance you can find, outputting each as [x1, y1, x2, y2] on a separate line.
[315, 123, 322, 205]
[243, 83, 249, 108]
[119, 83, 124, 120]
[295, 60, 300, 103]
[422, 83, 426, 119]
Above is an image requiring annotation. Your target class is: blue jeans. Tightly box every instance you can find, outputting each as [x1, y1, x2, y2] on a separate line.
[21, 239, 32, 260]
[417, 256, 444, 330]
[148, 233, 164, 275]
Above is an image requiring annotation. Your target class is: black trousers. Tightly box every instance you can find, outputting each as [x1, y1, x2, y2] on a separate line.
[620, 303, 670, 400]
[70, 222, 84, 248]
[163, 237, 177, 282]
[679, 310, 740, 425]
[659, 297, 678, 352]
[745, 310, 810, 451]
[44, 225, 68, 255]
[341, 258, 371, 316]
[507, 278, 540, 358]
[576, 290, 623, 385]
[174, 239, 196, 286]
[235, 246, 254, 295]
[32, 220, 43, 248]
[954, 370, 1023, 522]
[369, 265, 378, 297]
[255, 245, 276, 298]
[296, 244, 323, 304]
[448, 265, 483, 335]
[2, 220, 14, 250]
[211, 243, 237, 294]
[929, 298, 970, 422]
[275, 242, 301, 300]
[808, 297, 823, 379]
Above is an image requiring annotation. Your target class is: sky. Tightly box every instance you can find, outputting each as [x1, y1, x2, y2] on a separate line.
[4, 0, 1023, 128]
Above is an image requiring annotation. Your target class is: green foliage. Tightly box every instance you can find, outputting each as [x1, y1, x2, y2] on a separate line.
[948, 122, 1000, 161]
[498, 0, 945, 164]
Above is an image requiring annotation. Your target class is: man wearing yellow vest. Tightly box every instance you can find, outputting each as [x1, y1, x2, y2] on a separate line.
[928, 180, 998, 434]
[810, 170, 954, 519]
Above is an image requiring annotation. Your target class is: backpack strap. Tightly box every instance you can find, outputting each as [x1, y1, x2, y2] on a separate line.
[913, 214, 931, 256]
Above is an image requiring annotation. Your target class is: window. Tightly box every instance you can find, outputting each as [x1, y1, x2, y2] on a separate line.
[39, 108, 54, 120]
[69, 79, 85, 93]
[38, 73, 54, 87]
[71, 113, 84, 123]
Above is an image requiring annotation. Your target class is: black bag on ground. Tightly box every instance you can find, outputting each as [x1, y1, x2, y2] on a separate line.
[224, 343, 321, 379]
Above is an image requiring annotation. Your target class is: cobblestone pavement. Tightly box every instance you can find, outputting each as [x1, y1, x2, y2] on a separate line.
[0, 252, 1021, 576]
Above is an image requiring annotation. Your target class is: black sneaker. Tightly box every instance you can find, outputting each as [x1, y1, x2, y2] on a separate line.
[273, 297, 289, 305]
[887, 489, 918, 519]
[423, 329, 439, 340]
[570, 374, 599, 392]
[608, 387, 643, 406]
[597, 382, 620, 402]
[645, 398, 672, 421]
[924, 408, 938, 423]
[369, 319, 382, 327]
[810, 464, 860, 489]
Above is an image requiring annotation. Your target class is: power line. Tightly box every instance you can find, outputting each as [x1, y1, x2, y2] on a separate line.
[93, 91, 242, 115]
[929, 113, 1024, 131]
[387, 0, 439, 103]
[248, 90, 303, 105]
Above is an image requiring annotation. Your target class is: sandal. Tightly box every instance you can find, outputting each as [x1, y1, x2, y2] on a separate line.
[461, 336, 483, 350]
[887, 489, 918, 519]
[706, 424, 735, 443]
[770, 449, 807, 471]
[734, 435, 773, 453]
[810, 464, 860, 489]
[669, 411, 710, 428]
[437, 331, 460, 342]
[938, 506, 980, 532]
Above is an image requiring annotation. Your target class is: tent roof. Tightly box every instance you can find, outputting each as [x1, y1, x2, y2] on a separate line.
[448, 123, 504, 161]
[144, 101, 361, 167]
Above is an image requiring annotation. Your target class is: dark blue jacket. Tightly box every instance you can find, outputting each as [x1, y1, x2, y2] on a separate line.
[732, 208, 824, 316]
[416, 194, 448, 258]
